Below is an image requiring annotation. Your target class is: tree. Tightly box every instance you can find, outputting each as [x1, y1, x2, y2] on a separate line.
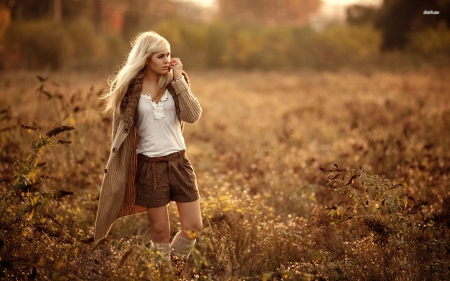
[346, 4, 378, 26]
[4, 0, 53, 20]
[347, 0, 450, 50]
[121, 0, 177, 39]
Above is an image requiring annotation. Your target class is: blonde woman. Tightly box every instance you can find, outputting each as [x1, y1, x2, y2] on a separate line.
[94, 31, 202, 263]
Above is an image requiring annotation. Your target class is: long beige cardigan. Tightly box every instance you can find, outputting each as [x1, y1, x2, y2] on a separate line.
[94, 71, 202, 243]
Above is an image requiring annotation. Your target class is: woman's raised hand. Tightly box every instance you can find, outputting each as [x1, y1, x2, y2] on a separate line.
[170, 58, 183, 80]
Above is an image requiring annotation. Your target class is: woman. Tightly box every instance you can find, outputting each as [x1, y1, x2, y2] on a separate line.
[94, 31, 202, 262]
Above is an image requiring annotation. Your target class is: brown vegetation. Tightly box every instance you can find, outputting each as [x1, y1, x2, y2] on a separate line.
[0, 69, 449, 280]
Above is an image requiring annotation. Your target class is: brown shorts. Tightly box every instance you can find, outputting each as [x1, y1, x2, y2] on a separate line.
[135, 150, 200, 208]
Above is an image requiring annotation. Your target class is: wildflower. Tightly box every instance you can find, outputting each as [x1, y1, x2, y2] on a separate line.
[45, 126, 75, 137]
[21, 125, 38, 131]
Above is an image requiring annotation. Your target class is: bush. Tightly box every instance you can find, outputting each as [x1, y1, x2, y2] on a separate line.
[154, 20, 384, 70]
[65, 18, 105, 69]
[1, 17, 448, 71]
[3, 20, 69, 70]
[1, 18, 130, 70]
[102, 32, 129, 69]
[407, 21, 450, 64]
[153, 18, 209, 69]
[320, 23, 382, 68]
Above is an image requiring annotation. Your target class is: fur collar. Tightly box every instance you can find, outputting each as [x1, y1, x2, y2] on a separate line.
[119, 70, 145, 128]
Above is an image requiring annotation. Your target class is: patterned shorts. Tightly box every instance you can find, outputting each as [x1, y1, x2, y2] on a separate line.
[135, 150, 200, 208]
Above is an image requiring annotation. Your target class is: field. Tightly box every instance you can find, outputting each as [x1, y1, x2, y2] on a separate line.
[1, 68, 449, 280]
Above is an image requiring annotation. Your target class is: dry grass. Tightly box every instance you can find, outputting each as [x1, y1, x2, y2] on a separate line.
[0, 68, 449, 280]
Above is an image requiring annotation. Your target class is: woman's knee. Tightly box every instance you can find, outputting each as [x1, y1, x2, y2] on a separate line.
[150, 222, 170, 236]
[183, 219, 202, 233]
[146, 206, 170, 236]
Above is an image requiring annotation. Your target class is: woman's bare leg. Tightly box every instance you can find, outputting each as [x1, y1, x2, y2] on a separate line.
[176, 200, 202, 239]
[146, 205, 170, 243]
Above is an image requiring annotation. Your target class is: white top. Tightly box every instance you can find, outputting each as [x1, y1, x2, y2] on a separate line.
[135, 88, 186, 157]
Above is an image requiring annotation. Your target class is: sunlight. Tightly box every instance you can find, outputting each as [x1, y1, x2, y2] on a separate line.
[323, 0, 382, 5]
[183, 0, 383, 8]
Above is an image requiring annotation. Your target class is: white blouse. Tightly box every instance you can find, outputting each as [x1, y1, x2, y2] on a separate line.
[135, 88, 186, 157]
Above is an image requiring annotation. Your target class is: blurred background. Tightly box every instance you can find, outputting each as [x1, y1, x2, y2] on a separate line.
[1, 2, 450, 279]
[0, 0, 449, 71]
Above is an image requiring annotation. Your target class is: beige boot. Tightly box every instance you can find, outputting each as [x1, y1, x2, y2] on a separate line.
[150, 241, 171, 265]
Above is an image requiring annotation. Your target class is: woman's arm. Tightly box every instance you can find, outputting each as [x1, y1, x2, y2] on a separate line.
[171, 75, 202, 123]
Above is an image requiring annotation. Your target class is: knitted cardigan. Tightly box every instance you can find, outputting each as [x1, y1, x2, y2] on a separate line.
[94, 70, 202, 243]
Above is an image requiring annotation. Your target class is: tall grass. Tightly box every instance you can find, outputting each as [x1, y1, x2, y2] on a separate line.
[0, 68, 449, 280]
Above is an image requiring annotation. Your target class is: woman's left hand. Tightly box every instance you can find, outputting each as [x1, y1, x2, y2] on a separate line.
[170, 58, 183, 80]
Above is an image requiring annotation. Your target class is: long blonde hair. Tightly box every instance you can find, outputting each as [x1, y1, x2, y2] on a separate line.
[103, 31, 173, 113]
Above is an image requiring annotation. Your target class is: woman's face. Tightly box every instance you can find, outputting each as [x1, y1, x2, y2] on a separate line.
[146, 48, 171, 75]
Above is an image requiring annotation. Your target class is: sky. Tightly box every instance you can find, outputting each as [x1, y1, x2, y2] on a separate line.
[173, 0, 384, 28]
[322, 0, 382, 5]
[312, 0, 382, 28]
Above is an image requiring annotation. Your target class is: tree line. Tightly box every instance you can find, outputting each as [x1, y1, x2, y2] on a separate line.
[0, 0, 449, 70]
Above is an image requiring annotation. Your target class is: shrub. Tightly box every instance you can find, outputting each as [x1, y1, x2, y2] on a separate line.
[2, 17, 448, 71]
[320, 23, 382, 68]
[153, 19, 384, 70]
[407, 21, 450, 55]
[3, 20, 69, 70]
[153, 18, 209, 69]
[65, 18, 106, 69]
[316, 165, 450, 280]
